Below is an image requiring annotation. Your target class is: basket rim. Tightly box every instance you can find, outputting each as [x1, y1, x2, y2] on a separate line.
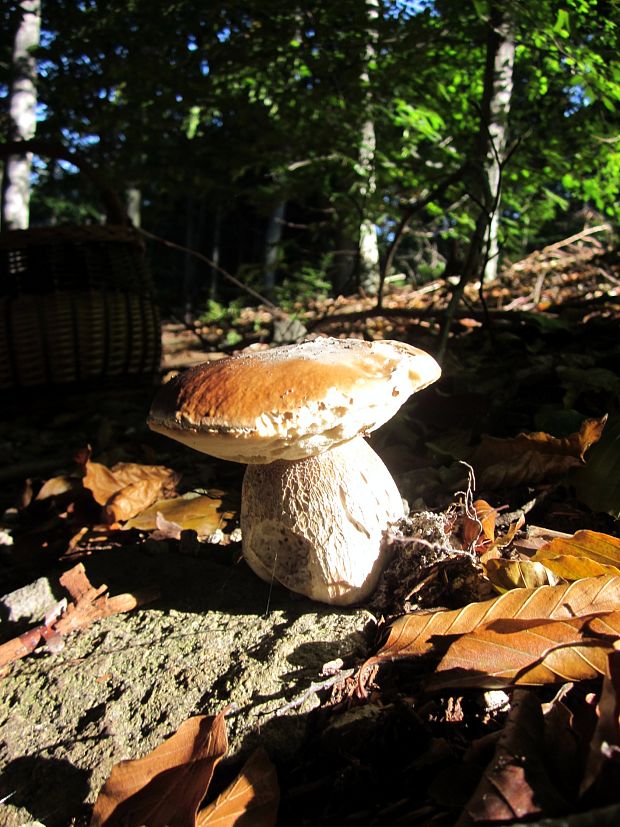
[0, 224, 144, 249]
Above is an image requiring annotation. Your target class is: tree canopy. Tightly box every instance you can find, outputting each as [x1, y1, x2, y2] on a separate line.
[3, 0, 618, 307]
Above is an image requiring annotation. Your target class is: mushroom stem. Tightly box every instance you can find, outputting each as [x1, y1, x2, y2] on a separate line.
[240, 435, 405, 606]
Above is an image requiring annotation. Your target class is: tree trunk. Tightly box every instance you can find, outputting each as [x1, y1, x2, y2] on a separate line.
[357, 0, 381, 296]
[263, 200, 286, 294]
[183, 195, 206, 321]
[209, 204, 223, 301]
[2, 0, 41, 231]
[479, 3, 515, 282]
[438, 3, 515, 358]
[126, 187, 141, 227]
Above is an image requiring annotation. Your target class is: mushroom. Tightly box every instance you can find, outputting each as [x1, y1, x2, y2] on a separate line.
[147, 337, 441, 605]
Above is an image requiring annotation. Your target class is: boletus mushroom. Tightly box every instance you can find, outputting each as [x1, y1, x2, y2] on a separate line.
[148, 337, 441, 605]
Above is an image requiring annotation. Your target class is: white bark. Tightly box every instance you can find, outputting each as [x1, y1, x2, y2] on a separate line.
[482, 7, 515, 282]
[263, 200, 286, 293]
[357, 0, 381, 295]
[3, 0, 41, 230]
[126, 187, 142, 227]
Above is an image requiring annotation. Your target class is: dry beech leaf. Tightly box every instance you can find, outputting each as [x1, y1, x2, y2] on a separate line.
[462, 499, 496, 552]
[82, 458, 179, 513]
[364, 576, 620, 673]
[104, 478, 170, 524]
[90, 711, 229, 827]
[428, 611, 620, 691]
[126, 493, 234, 540]
[457, 689, 567, 825]
[484, 558, 561, 593]
[580, 649, 620, 797]
[197, 747, 279, 826]
[468, 415, 607, 489]
[533, 531, 620, 582]
[35, 474, 78, 500]
[533, 555, 620, 582]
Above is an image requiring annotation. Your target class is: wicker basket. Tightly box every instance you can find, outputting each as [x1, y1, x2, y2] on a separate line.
[0, 141, 161, 390]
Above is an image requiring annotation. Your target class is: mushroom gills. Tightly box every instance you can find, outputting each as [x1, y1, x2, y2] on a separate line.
[241, 436, 405, 605]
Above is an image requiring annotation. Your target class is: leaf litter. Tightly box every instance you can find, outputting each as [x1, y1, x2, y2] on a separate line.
[0, 243, 619, 825]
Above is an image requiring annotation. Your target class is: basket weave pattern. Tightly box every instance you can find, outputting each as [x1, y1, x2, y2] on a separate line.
[0, 196, 161, 389]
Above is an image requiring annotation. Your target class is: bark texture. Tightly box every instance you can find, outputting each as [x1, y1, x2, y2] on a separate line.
[2, 0, 41, 230]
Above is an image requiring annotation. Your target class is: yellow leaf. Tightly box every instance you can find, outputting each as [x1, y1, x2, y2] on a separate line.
[533, 529, 620, 569]
[484, 558, 560, 593]
[126, 492, 235, 539]
[532, 555, 620, 582]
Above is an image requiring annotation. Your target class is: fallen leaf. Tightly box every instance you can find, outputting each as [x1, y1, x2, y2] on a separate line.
[468, 415, 607, 489]
[104, 478, 171, 524]
[580, 649, 620, 798]
[532, 531, 620, 582]
[364, 575, 620, 672]
[35, 474, 79, 500]
[82, 456, 180, 522]
[462, 499, 496, 553]
[428, 611, 620, 691]
[458, 689, 566, 825]
[484, 558, 561, 593]
[125, 492, 235, 540]
[572, 414, 620, 518]
[91, 712, 229, 827]
[197, 747, 279, 826]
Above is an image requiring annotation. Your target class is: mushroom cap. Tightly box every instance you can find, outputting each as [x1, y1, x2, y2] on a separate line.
[148, 337, 441, 463]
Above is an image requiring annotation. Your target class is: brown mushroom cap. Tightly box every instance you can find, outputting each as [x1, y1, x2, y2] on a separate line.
[148, 337, 441, 463]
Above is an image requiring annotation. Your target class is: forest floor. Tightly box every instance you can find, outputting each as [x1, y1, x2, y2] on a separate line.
[0, 233, 619, 826]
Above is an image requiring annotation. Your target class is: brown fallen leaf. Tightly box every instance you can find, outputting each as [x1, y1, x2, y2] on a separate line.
[197, 747, 279, 826]
[363, 575, 620, 678]
[580, 649, 620, 798]
[462, 499, 497, 553]
[468, 415, 607, 489]
[91, 712, 229, 827]
[81, 454, 180, 523]
[428, 611, 620, 691]
[456, 689, 567, 826]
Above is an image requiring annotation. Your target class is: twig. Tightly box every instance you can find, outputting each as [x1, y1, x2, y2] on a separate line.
[136, 227, 289, 319]
[542, 223, 612, 253]
[272, 669, 355, 716]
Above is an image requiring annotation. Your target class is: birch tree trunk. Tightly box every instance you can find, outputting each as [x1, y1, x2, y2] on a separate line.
[479, 3, 515, 282]
[357, 0, 381, 296]
[2, 0, 41, 231]
[263, 200, 286, 294]
[126, 187, 142, 228]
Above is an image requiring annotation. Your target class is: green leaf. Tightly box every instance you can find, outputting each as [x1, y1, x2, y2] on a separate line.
[553, 9, 570, 37]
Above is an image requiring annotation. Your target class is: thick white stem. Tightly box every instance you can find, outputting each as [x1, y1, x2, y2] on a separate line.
[241, 436, 405, 605]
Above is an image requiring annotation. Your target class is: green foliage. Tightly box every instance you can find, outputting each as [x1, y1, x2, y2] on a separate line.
[10, 0, 619, 305]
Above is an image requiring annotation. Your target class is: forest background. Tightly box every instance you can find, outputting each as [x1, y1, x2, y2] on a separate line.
[2, 0, 619, 320]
